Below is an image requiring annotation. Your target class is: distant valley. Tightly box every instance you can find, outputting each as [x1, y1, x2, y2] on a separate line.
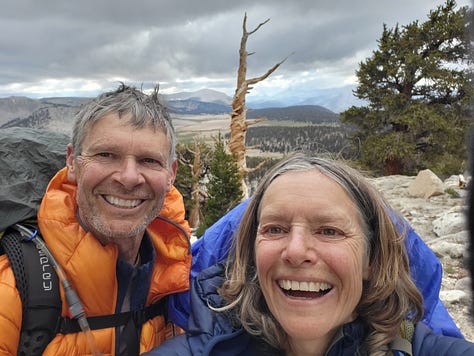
[0, 88, 354, 158]
[0, 88, 344, 134]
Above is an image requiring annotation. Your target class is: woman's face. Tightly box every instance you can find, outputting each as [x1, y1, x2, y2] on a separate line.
[255, 170, 370, 355]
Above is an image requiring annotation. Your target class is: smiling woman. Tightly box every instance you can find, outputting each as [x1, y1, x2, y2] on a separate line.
[145, 154, 474, 356]
[253, 169, 371, 355]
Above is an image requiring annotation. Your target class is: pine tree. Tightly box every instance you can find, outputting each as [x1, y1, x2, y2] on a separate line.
[341, 0, 472, 176]
[198, 134, 243, 236]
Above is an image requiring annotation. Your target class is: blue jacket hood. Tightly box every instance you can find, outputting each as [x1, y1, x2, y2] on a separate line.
[150, 263, 371, 356]
[151, 263, 474, 356]
[169, 199, 463, 339]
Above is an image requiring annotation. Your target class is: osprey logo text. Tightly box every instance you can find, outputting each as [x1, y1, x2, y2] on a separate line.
[38, 249, 53, 292]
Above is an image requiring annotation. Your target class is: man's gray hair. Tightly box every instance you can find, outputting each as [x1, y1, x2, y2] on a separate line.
[71, 83, 176, 162]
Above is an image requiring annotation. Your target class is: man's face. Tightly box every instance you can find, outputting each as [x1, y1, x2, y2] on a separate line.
[66, 113, 176, 244]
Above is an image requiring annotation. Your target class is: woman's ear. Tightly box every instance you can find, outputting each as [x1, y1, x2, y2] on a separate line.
[363, 263, 371, 280]
[66, 144, 77, 182]
[362, 254, 371, 280]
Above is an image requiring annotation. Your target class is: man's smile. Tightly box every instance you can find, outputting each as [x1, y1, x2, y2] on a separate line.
[102, 195, 144, 209]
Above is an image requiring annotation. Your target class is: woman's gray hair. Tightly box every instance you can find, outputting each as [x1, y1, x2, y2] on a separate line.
[71, 83, 176, 164]
[218, 153, 423, 354]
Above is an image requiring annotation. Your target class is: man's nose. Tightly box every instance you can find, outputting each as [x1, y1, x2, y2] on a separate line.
[113, 157, 145, 188]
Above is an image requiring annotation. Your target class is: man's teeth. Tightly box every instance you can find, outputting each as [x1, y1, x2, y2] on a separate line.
[278, 280, 332, 292]
[104, 195, 142, 208]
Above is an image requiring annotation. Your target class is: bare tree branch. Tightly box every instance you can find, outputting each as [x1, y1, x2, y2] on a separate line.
[247, 54, 292, 85]
[228, 13, 288, 198]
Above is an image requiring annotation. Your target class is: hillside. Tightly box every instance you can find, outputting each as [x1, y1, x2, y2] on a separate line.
[246, 105, 340, 124]
[1, 106, 79, 135]
[245, 124, 351, 156]
[0, 96, 43, 125]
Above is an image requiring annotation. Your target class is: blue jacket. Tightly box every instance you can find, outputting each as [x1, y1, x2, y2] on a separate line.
[150, 264, 474, 356]
[168, 199, 463, 338]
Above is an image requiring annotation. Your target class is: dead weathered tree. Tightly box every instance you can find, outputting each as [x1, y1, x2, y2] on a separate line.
[229, 13, 289, 198]
[177, 139, 209, 229]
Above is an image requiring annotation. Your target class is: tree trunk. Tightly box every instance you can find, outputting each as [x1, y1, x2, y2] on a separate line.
[384, 157, 402, 175]
[229, 13, 288, 198]
[188, 141, 202, 228]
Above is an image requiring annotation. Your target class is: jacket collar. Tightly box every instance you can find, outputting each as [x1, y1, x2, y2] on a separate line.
[37, 167, 191, 314]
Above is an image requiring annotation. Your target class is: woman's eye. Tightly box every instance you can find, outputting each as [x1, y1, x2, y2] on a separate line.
[258, 225, 287, 238]
[317, 227, 345, 240]
[268, 226, 284, 234]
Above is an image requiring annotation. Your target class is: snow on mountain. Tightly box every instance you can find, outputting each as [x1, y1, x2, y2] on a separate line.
[163, 88, 232, 105]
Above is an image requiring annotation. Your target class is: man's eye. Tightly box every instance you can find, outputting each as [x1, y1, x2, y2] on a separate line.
[142, 157, 158, 164]
[92, 152, 115, 160]
[141, 157, 165, 170]
[97, 152, 112, 158]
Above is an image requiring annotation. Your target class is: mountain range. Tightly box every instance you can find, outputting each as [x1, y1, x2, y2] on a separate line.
[0, 86, 359, 133]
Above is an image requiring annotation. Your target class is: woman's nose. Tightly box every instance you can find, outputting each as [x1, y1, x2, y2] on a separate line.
[282, 228, 318, 265]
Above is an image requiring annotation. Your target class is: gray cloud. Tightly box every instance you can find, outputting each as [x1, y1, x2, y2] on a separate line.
[0, 0, 470, 98]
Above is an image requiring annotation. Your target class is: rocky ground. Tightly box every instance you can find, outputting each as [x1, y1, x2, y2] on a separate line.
[369, 173, 474, 342]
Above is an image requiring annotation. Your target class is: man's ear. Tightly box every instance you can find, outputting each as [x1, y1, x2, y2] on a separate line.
[168, 160, 178, 191]
[66, 144, 77, 182]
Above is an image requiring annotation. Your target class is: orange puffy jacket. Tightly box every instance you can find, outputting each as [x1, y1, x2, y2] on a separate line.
[0, 167, 191, 355]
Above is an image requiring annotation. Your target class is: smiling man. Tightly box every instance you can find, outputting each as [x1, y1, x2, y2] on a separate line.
[67, 112, 176, 264]
[0, 84, 191, 355]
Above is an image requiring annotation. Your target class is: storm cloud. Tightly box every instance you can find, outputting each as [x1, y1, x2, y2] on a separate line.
[0, 0, 470, 99]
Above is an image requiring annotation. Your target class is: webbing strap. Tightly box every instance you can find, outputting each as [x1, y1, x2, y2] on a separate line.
[58, 297, 167, 334]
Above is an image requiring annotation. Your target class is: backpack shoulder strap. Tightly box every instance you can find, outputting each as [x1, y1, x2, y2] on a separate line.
[58, 296, 168, 334]
[389, 320, 415, 356]
[58, 296, 169, 355]
[0, 224, 62, 356]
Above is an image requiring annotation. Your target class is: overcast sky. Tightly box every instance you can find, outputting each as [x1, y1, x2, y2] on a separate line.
[0, 0, 471, 101]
